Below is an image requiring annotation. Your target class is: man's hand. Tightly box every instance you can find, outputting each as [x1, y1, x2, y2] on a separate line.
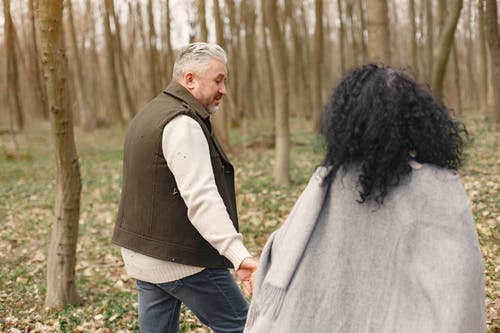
[236, 257, 258, 294]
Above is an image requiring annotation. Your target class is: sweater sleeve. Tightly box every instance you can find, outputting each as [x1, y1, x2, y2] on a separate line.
[162, 115, 251, 269]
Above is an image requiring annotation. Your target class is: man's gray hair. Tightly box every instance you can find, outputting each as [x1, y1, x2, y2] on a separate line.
[172, 42, 227, 81]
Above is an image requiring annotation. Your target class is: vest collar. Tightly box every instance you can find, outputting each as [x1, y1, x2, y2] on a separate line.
[163, 82, 210, 119]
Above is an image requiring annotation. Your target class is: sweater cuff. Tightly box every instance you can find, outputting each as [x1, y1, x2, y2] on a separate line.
[223, 240, 252, 270]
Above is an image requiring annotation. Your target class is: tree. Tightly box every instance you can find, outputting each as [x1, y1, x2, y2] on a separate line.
[37, 0, 82, 308]
[103, 0, 126, 125]
[28, 0, 49, 120]
[263, 0, 291, 186]
[4, 0, 24, 131]
[212, 0, 231, 152]
[478, 0, 488, 113]
[310, 0, 324, 132]
[366, 0, 391, 63]
[67, 0, 91, 130]
[430, 0, 463, 100]
[408, 0, 419, 74]
[485, 0, 500, 123]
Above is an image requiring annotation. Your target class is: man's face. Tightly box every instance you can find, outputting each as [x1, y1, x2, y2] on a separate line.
[191, 59, 228, 114]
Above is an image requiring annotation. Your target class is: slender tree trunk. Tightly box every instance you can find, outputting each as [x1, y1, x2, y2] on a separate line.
[261, 2, 275, 120]
[337, 0, 346, 74]
[109, 0, 136, 118]
[85, 0, 104, 127]
[409, 0, 418, 75]
[67, 0, 92, 130]
[147, 0, 160, 96]
[4, 0, 24, 132]
[478, 0, 488, 114]
[263, 0, 290, 186]
[485, 0, 500, 123]
[452, 40, 463, 112]
[165, 0, 174, 81]
[29, 0, 49, 120]
[241, 0, 257, 118]
[212, 0, 231, 152]
[103, 0, 125, 125]
[366, 0, 391, 63]
[198, 0, 208, 41]
[310, 0, 324, 132]
[357, 0, 368, 63]
[425, 0, 434, 82]
[346, 1, 361, 67]
[430, 0, 463, 100]
[38, 0, 82, 308]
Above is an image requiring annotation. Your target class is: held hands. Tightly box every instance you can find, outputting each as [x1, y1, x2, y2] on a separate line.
[236, 257, 258, 294]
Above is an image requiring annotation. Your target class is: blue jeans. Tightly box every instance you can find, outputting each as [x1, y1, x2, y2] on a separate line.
[136, 268, 249, 333]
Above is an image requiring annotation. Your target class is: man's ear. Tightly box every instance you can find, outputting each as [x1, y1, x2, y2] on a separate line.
[184, 72, 195, 89]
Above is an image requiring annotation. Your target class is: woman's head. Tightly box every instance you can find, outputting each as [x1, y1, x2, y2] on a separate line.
[321, 64, 466, 203]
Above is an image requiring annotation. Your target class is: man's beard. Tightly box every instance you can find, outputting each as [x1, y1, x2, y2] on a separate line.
[207, 103, 219, 114]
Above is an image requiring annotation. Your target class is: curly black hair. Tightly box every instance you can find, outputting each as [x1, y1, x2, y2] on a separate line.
[320, 64, 467, 204]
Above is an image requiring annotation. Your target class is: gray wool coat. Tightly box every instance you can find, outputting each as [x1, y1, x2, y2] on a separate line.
[244, 165, 486, 333]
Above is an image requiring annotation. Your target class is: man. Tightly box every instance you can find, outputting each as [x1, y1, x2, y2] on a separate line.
[113, 42, 257, 333]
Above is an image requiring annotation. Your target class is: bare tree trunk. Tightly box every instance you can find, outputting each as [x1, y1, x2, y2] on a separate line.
[465, 0, 478, 110]
[103, 0, 125, 125]
[38, 0, 82, 308]
[478, 0, 488, 114]
[212, 0, 231, 152]
[261, 2, 276, 120]
[430, 0, 463, 100]
[198, 0, 208, 41]
[85, 0, 104, 127]
[452, 40, 463, 112]
[241, 0, 257, 118]
[164, 0, 174, 81]
[225, 0, 242, 125]
[366, 0, 391, 63]
[263, 0, 291, 186]
[310, 0, 324, 132]
[4, 0, 24, 132]
[109, 0, 136, 118]
[409, 0, 418, 75]
[357, 0, 368, 63]
[485, 0, 500, 123]
[67, 0, 92, 130]
[28, 0, 49, 120]
[337, 0, 346, 73]
[346, 0, 361, 67]
[147, 0, 161, 95]
[425, 0, 434, 82]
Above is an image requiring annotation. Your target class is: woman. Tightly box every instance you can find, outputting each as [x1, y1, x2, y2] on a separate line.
[244, 64, 485, 333]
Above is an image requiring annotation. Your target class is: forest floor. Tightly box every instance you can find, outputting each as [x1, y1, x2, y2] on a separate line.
[0, 115, 498, 332]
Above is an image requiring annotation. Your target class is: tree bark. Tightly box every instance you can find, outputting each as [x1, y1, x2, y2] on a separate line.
[67, 0, 92, 130]
[310, 0, 324, 132]
[263, 0, 291, 186]
[147, 0, 161, 96]
[28, 0, 49, 120]
[357, 0, 368, 63]
[337, 0, 346, 74]
[425, 0, 434, 82]
[109, 0, 136, 118]
[4, 0, 24, 131]
[409, 0, 419, 75]
[38, 0, 82, 308]
[478, 0, 488, 114]
[366, 0, 391, 63]
[103, 0, 126, 125]
[430, 0, 463, 100]
[485, 0, 500, 123]
[212, 0, 231, 152]
[198, 0, 208, 41]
